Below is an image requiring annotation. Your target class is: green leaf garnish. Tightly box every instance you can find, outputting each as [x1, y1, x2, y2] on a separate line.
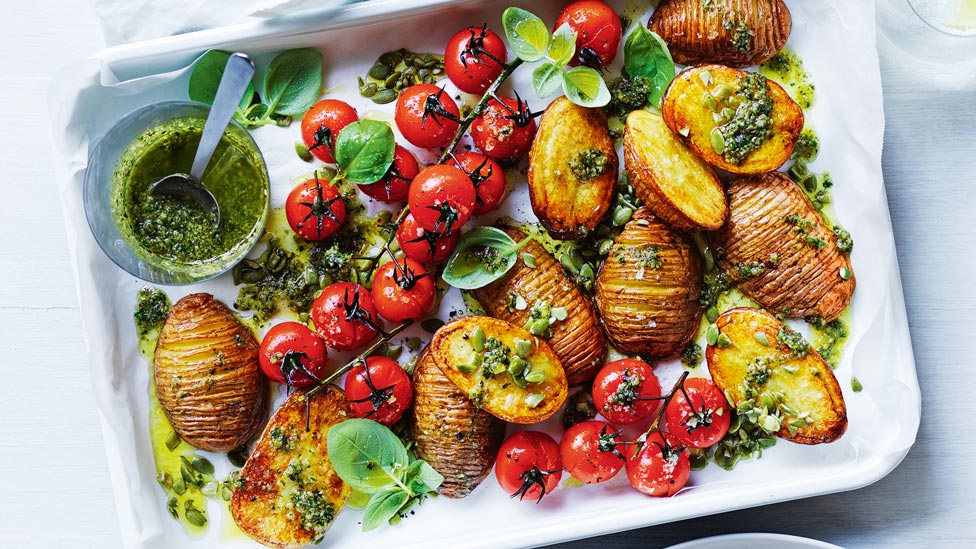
[532, 62, 564, 99]
[548, 23, 577, 67]
[562, 66, 611, 107]
[623, 26, 675, 108]
[502, 7, 551, 62]
[262, 48, 324, 116]
[333, 120, 396, 185]
[442, 227, 531, 290]
[188, 50, 255, 117]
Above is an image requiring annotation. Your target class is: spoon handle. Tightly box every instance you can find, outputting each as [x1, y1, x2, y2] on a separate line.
[190, 53, 255, 181]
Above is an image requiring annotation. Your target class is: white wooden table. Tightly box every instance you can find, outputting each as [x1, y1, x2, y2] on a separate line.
[2, 1, 973, 548]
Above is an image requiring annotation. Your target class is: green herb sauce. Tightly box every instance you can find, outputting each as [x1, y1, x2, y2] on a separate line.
[761, 47, 816, 110]
[113, 116, 268, 267]
[135, 287, 171, 338]
[717, 73, 774, 165]
[568, 149, 609, 182]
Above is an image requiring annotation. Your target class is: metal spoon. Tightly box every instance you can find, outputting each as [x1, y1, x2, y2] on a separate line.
[149, 52, 255, 228]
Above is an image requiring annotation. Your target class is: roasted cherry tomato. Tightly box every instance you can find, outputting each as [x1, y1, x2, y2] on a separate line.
[626, 431, 690, 497]
[371, 257, 436, 323]
[396, 212, 460, 264]
[395, 84, 460, 149]
[470, 96, 537, 163]
[310, 282, 379, 351]
[345, 356, 414, 426]
[408, 164, 476, 233]
[554, 0, 623, 70]
[301, 99, 359, 164]
[357, 144, 420, 202]
[258, 322, 328, 388]
[592, 358, 662, 425]
[285, 174, 346, 241]
[495, 431, 563, 502]
[444, 24, 508, 94]
[452, 152, 506, 215]
[560, 420, 626, 484]
[665, 377, 732, 449]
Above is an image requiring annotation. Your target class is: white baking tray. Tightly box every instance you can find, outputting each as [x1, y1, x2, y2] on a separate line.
[49, 1, 920, 548]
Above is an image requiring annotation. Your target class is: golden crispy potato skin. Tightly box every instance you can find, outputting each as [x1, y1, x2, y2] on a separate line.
[232, 386, 350, 548]
[154, 293, 267, 452]
[624, 110, 727, 230]
[430, 316, 568, 424]
[714, 172, 855, 321]
[650, 0, 791, 67]
[410, 349, 505, 498]
[707, 307, 847, 444]
[528, 96, 618, 240]
[595, 209, 703, 358]
[662, 64, 803, 174]
[472, 226, 607, 384]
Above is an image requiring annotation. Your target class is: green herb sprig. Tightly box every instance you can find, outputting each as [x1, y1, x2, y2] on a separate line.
[327, 419, 443, 531]
[621, 25, 675, 109]
[441, 227, 535, 290]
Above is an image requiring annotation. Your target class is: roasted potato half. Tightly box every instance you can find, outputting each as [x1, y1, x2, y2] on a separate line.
[430, 316, 568, 424]
[595, 208, 703, 358]
[410, 348, 506, 498]
[650, 0, 792, 67]
[661, 64, 803, 174]
[472, 226, 607, 384]
[154, 293, 267, 453]
[707, 307, 847, 444]
[624, 110, 727, 230]
[231, 385, 351, 548]
[713, 172, 855, 321]
[528, 96, 618, 240]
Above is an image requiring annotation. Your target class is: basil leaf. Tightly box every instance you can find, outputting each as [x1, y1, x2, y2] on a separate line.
[442, 227, 525, 290]
[624, 26, 675, 108]
[188, 50, 254, 115]
[548, 23, 577, 66]
[262, 48, 323, 116]
[333, 120, 395, 185]
[362, 488, 409, 532]
[502, 7, 551, 62]
[327, 419, 410, 494]
[562, 66, 611, 108]
[532, 62, 564, 99]
[404, 459, 444, 494]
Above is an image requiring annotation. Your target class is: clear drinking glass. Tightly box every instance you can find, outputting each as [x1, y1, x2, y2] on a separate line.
[877, 0, 976, 68]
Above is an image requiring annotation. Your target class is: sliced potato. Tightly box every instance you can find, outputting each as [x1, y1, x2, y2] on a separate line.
[650, 0, 792, 67]
[595, 208, 703, 358]
[624, 110, 727, 230]
[472, 225, 607, 384]
[528, 96, 618, 240]
[707, 307, 847, 444]
[661, 64, 803, 174]
[430, 316, 568, 424]
[410, 348, 506, 498]
[231, 385, 350, 548]
[154, 293, 267, 453]
[713, 172, 854, 321]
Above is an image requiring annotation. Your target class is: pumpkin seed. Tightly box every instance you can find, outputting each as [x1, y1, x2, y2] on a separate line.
[703, 92, 719, 111]
[228, 446, 248, 468]
[710, 128, 726, 154]
[172, 479, 187, 495]
[721, 107, 736, 120]
[560, 252, 581, 274]
[712, 84, 732, 99]
[839, 267, 852, 280]
[521, 252, 536, 268]
[706, 306, 719, 323]
[165, 431, 182, 452]
[384, 342, 403, 361]
[418, 68, 430, 79]
[201, 481, 219, 497]
[754, 332, 770, 346]
[421, 318, 445, 333]
[167, 497, 179, 519]
[406, 337, 422, 352]
[384, 72, 401, 89]
[192, 456, 214, 475]
[185, 508, 208, 527]
[690, 452, 709, 471]
[716, 333, 733, 348]
[851, 376, 863, 392]
[378, 51, 401, 66]
[514, 338, 533, 358]
[221, 485, 234, 501]
[508, 357, 527, 378]
[713, 111, 727, 124]
[598, 239, 614, 255]
[706, 324, 719, 345]
[527, 318, 550, 337]
[524, 369, 546, 383]
[457, 362, 477, 374]
[699, 70, 713, 86]
[156, 471, 173, 489]
[369, 63, 392, 80]
[612, 206, 633, 227]
[470, 327, 486, 352]
[372, 89, 398, 104]
[432, 67, 444, 75]
[360, 82, 378, 98]
[579, 262, 595, 283]
[525, 392, 546, 408]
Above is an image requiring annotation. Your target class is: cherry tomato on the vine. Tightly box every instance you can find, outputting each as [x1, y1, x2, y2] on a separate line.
[395, 84, 460, 149]
[495, 431, 563, 502]
[371, 257, 436, 323]
[444, 25, 508, 94]
[310, 282, 379, 352]
[592, 358, 662, 425]
[554, 0, 623, 70]
[664, 377, 732, 449]
[258, 322, 328, 388]
[560, 420, 626, 484]
[285, 174, 346, 241]
[625, 431, 690, 497]
[470, 96, 537, 163]
[357, 144, 419, 202]
[395, 212, 460, 264]
[301, 99, 359, 164]
[408, 164, 476, 233]
[345, 356, 413, 426]
[452, 152, 506, 215]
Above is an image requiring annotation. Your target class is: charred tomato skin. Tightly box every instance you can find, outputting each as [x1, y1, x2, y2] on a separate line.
[625, 431, 690, 497]
[345, 356, 414, 426]
[470, 96, 537, 163]
[395, 84, 460, 149]
[285, 176, 346, 241]
[444, 25, 508, 94]
[310, 282, 379, 351]
[396, 212, 460, 264]
[407, 164, 476, 234]
[560, 420, 626, 484]
[664, 377, 732, 449]
[258, 322, 328, 388]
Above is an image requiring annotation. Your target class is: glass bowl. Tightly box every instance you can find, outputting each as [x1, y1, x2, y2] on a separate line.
[84, 101, 269, 285]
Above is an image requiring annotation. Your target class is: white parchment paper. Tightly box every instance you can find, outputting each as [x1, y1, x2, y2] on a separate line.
[49, 1, 920, 548]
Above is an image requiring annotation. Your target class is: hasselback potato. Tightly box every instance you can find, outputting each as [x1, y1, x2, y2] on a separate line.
[154, 293, 268, 452]
[650, 0, 792, 67]
[595, 209, 703, 358]
[472, 226, 607, 384]
[410, 349, 506, 498]
[713, 172, 855, 321]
